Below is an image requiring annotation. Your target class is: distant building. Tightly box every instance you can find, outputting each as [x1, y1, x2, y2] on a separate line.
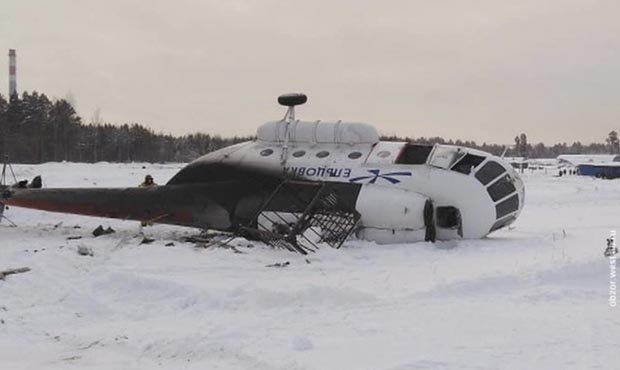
[557, 154, 620, 168]
[576, 162, 620, 179]
[528, 158, 557, 170]
[504, 157, 529, 170]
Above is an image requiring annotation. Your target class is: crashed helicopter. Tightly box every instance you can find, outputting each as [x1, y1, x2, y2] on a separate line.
[0, 94, 524, 253]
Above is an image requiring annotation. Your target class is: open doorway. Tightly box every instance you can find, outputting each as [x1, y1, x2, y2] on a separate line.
[436, 206, 462, 236]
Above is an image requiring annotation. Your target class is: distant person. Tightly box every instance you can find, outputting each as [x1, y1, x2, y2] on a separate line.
[139, 174, 157, 226]
[139, 175, 157, 187]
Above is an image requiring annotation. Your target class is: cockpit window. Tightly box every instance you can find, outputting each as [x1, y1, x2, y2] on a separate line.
[475, 161, 506, 185]
[395, 144, 433, 165]
[451, 154, 486, 175]
[495, 194, 519, 219]
[487, 174, 517, 201]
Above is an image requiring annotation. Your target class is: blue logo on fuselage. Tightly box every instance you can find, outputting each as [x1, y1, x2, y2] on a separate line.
[349, 169, 412, 184]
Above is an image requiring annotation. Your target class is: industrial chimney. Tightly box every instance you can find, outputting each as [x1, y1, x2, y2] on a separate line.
[8, 49, 16, 97]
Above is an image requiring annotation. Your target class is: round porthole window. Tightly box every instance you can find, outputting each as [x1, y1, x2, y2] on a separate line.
[292, 150, 306, 158]
[377, 150, 391, 158]
[348, 151, 363, 159]
[316, 151, 330, 158]
[260, 149, 274, 156]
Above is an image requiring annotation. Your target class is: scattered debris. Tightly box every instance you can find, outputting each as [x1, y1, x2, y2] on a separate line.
[73, 225, 81, 229]
[194, 241, 247, 254]
[0, 267, 31, 280]
[183, 232, 251, 252]
[67, 236, 82, 240]
[193, 242, 210, 249]
[92, 225, 104, 237]
[77, 245, 94, 257]
[60, 356, 82, 362]
[238, 181, 360, 254]
[305, 258, 311, 264]
[140, 237, 155, 245]
[266, 261, 290, 268]
[92, 225, 115, 237]
[54, 221, 63, 229]
[181, 231, 235, 244]
[29, 175, 42, 189]
[230, 246, 246, 254]
[182, 235, 214, 244]
[78, 340, 101, 350]
[112, 236, 131, 251]
[165, 242, 175, 247]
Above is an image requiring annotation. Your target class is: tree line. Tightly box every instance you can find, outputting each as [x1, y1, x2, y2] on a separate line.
[0, 92, 250, 163]
[383, 130, 619, 159]
[1, 90, 618, 164]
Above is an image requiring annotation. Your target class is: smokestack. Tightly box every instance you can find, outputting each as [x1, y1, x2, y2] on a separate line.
[8, 49, 16, 97]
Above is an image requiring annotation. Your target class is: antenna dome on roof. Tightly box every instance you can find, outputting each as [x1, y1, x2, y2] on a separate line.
[278, 93, 307, 107]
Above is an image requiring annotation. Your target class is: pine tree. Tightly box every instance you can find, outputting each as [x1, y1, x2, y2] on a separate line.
[606, 131, 619, 154]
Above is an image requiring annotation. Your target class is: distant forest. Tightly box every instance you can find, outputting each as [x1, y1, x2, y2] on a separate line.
[0, 91, 618, 164]
[0, 92, 251, 164]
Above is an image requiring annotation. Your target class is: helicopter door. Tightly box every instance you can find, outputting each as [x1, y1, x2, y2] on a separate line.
[435, 206, 463, 238]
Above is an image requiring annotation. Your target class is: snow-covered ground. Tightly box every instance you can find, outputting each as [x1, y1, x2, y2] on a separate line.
[1, 162, 619, 369]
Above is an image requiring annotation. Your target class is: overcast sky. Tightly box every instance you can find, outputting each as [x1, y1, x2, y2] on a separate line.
[1, 0, 618, 144]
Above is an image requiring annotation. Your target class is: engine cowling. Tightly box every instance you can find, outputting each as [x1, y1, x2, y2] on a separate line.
[354, 185, 431, 244]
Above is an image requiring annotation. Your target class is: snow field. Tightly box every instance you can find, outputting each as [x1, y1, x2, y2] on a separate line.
[1, 163, 619, 369]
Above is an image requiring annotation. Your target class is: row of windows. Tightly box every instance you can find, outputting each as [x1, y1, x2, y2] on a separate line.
[473, 160, 519, 219]
[487, 174, 517, 202]
[495, 194, 519, 219]
[475, 161, 506, 185]
[259, 148, 365, 159]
